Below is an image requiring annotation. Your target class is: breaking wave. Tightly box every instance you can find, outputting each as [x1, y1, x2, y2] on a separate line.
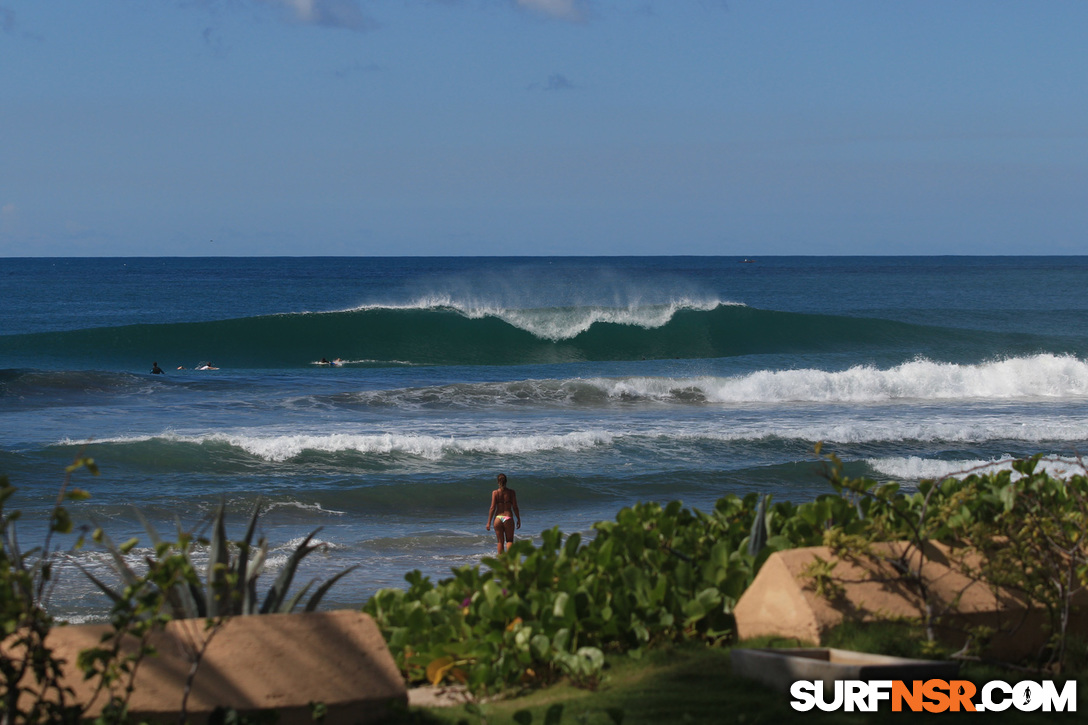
[1, 300, 1052, 369]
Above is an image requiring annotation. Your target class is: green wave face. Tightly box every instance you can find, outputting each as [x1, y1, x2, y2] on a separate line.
[0, 304, 1047, 369]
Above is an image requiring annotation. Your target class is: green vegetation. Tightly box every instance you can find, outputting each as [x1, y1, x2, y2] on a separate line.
[823, 451, 1088, 670]
[5, 451, 1088, 722]
[77, 501, 362, 722]
[0, 461, 95, 722]
[393, 640, 1085, 725]
[1, 464, 358, 724]
[364, 480, 881, 694]
[83, 502, 359, 618]
[368, 450, 1088, 698]
[365, 495, 806, 695]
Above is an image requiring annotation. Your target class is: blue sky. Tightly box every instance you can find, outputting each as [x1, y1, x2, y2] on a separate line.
[1, 1, 1085, 256]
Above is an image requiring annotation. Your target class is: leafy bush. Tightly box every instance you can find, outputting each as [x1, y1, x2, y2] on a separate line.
[1, 460, 100, 723]
[364, 493, 839, 694]
[367, 451, 1088, 693]
[11, 448, 1087, 715]
[3, 461, 361, 724]
[821, 452, 1088, 670]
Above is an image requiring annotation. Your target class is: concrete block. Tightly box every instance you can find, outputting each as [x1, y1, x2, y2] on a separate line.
[731, 647, 960, 693]
[734, 541, 1084, 660]
[39, 610, 407, 724]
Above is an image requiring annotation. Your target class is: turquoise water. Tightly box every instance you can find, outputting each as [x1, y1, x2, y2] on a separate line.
[2, 256, 1088, 620]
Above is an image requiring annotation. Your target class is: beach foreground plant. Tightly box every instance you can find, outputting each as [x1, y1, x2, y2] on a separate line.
[365, 493, 826, 695]
[368, 451, 1088, 697]
[1, 459, 101, 723]
[82, 502, 360, 618]
[819, 450, 1088, 671]
[79, 501, 362, 721]
[3, 464, 361, 724]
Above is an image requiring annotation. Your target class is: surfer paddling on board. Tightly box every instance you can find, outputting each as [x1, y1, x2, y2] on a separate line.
[486, 473, 521, 555]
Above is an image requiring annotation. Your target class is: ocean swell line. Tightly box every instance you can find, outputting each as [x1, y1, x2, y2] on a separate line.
[326, 354, 1088, 410]
[53, 411, 1088, 468]
[2, 303, 1008, 368]
[336, 297, 740, 341]
[58, 431, 615, 462]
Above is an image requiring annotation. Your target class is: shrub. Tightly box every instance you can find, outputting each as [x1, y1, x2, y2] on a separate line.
[368, 451, 1088, 693]
[364, 493, 825, 694]
[821, 450, 1088, 671]
[1, 460, 97, 723]
[3, 463, 360, 724]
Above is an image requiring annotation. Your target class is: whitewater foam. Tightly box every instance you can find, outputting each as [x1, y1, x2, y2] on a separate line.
[60, 430, 615, 462]
[609, 354, 1088, 404]
[699, 354, 1088, 403]
[265, 500, 346, 515]
[315, 354, 1088, 412]
[339, 297, 739, 341]
[868, 455, 1088, 481]
[693, 418, 1088, 445]
[240, 431, 612, 461]
[57, 407, 1088, 463]
[275, 535, 339, 553]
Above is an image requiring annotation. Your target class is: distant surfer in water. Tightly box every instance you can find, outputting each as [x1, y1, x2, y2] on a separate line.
[151, 362, 164, 375]
[486, 473, 521, 555]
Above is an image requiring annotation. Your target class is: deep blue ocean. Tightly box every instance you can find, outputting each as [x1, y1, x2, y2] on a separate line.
[3, 256, 1088, 621]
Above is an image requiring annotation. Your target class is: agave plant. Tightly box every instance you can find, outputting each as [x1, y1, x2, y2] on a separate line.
[82, 502, 358, 619]
[746, 493, 770, 557]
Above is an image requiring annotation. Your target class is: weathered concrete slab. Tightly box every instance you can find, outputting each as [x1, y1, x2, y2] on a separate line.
[734, 541, 1086, 660]
[731, 647, 960, 693]
[42, 610, 406, 724]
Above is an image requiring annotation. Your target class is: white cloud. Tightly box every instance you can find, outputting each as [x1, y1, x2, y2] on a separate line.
[180, 0, 594, 32]
[255, 0, 377, 32]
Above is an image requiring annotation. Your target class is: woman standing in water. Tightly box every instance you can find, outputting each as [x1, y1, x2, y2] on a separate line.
[486, 473, 521, 555]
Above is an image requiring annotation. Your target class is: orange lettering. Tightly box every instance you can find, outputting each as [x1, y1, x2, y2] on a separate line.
[892, 680, 924, 712]
[948, 680, 977, 712]
[923, 679, 950, 713]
